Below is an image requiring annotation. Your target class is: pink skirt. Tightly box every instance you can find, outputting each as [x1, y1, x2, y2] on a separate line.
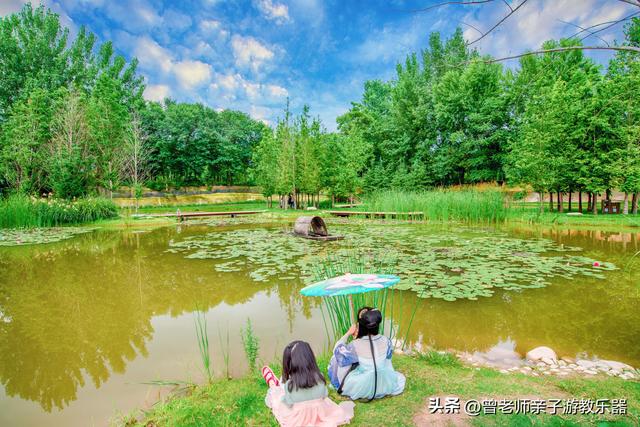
[266, 386, 355, 427]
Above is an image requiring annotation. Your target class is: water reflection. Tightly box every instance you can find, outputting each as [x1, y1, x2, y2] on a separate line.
[0, 227, 312, 412]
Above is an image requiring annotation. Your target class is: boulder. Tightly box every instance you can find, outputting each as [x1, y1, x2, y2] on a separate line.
[600, 360, 634, 371]
[526, 346, 557, 362]
[576, 360, 597, 369]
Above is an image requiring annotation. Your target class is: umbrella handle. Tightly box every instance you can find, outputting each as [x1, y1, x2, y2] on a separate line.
[349, 294, 355, 323]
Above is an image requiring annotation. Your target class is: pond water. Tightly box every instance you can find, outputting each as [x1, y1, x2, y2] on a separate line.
[0, 220, 639, 426]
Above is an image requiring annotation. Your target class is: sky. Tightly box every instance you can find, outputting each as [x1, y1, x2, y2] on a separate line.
[0, 0, 637, 130]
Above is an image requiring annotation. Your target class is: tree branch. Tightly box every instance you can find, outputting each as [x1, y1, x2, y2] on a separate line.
[408, 0, 494, 13]
[467, 0, 529, 45]
[578, 11, 640, 42]
[558, 19, 610, 46]
[483, 45, 640, 63]
[618, 0, 640, 7]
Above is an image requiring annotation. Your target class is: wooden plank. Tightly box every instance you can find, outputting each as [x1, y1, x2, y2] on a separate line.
[141, 210, 266, 219]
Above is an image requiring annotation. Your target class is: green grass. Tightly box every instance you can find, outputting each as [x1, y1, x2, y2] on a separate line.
[127, 353, 640, 427]
[0, 195, 118, 228]
[362, 190, 508, 223]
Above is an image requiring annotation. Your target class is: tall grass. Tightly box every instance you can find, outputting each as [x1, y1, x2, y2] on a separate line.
[241, 319, 260, 373]
[363, 189, 507, 223]
[194, 311, 214, 383]
[0, 195, 118, 228]
[310, 252, 418, 349]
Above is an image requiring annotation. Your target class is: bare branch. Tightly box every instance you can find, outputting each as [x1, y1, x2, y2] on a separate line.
[467, 0, 529, 45]
[460, 21, 484, 36]
[407, 0, 494, 13]
[618, 0, 640, 7]
[579, 11, 640, 42]
[558, 19, 610, 46]
[484, 45, 640, 63]
[500, 0, 513, 12]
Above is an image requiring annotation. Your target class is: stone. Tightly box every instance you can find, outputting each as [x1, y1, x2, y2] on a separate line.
[558, 371, 569, 376]
[584, 369, 598, 375]
[561, 357, 575, 364]
[542, 357, 556, 366]
[576, 360, 597, 369]
[531, 372, 539, 377]
[542, 371, 551, 375]
[600, 360, 634, 371]
[526, 346, 558, 362]
[558, 360, 567, 367]
[521, 366, 532, 371]
[499, 369, 509, 374]
[569, 364, 578, 369]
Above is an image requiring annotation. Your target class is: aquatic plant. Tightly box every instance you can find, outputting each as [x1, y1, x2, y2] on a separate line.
[218, 327, 231, 379]
[194, 311, 213, 383]
[241, 319, 260, 373]
[0, 195, 118, 228]
[417, 350, 461, 367]
[169, 224, 617, 301]
[363, 189, 507, 223]
[0, 227, 96, 246]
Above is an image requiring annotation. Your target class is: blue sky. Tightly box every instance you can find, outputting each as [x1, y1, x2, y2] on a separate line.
[1, 1, 637, 130]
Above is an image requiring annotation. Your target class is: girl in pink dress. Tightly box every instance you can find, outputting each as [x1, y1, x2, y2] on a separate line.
[263, 340, 355, 427]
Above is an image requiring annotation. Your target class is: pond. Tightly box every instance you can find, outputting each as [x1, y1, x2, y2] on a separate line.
[0, 219, 639, 426]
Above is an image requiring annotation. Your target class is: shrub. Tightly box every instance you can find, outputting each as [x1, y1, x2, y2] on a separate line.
[0, 195, 118, 228]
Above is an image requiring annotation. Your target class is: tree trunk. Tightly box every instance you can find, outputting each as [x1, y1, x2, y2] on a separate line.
[332, 194, 335, 208]
[592, 192, 598, 215]
[632, 193, 639, 215]
[538, 191, 544, 213]
[587, 192, 592, 211]
[568, 191, 572, 212]
[557, 191, 563, 213]
[549, 192, 554, 212]
[623, 192, 629, 215]
[578, 192, 582, 213]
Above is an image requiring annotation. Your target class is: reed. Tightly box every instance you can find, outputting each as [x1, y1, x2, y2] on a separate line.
[363, 189, 507, 223]
[218, 327, 231, 379]
[0, 195, 118, 228]
[194, 311, 213, 383]
[310, 252, 418, 349]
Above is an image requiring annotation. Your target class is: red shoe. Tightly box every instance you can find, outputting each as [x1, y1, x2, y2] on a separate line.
[262, 366, 279, 387]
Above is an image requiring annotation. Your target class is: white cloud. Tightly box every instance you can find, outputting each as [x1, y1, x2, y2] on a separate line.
[143, 84, 171, 102]
[102, 0, 163, 33]
[173, 60, 213, 89]
[0, 0, 28, 16]
[255, 0, 290, 24]
[231, 35, 276, 72]
[163, 8, 192, 33]
[133, 36, 173, 73]
[210, 73, 288, 103]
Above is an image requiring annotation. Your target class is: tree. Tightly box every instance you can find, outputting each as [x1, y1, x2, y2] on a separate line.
[122, 112, 150, 211]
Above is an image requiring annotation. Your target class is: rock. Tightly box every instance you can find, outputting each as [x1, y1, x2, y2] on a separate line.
[576, 360, 597, 369]
[558, 371, 569, 376]
[542, 357, 556, 366]
[561, 357, 575, 364]
[558, 360, 567, 367]
[526, 346, 557, 363]
[600, 360, 634, 371]
[569, 364, 578, 369]
[542, 371, 551, 375]
[305, 206, 317, 211]
[522, 366, 532, 371]
[499, 369, 509, 374]
[531, 372, 539, 377]
[584, 369, 598, 375]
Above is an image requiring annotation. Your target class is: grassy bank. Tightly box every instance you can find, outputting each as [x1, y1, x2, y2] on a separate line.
[0, 195, 118, 228]
[124, 353, 640, 426]
[362, 190, 507, 223]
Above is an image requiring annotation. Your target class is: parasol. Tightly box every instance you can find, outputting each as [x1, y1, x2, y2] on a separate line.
[300, 273, 400, 321]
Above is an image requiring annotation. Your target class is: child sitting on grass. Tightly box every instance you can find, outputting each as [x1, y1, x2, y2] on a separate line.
[328, 307, 406, 401]
[263, 340, 355, 427]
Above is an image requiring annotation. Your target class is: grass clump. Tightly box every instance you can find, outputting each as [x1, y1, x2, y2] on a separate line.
[241, 319, 260, 373]
[0, 195, 118, 228]
[194, 311, 213, 383]
[363, 189, 507, 223]
[416, 350, 461, 367]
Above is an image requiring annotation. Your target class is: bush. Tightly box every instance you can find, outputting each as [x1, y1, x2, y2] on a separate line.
[363, 189, 507, 223]
[0, 195, 118, 228]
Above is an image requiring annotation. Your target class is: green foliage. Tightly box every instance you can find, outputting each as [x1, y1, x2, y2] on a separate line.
[417, 350, 461, 367]
[363, 189, 507, 223]
[0, 195, 117, 228]
[240, 319, 259, 373]
[194, 311, 213, 383]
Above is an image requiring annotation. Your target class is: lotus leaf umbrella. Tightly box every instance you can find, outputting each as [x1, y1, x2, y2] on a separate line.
[300, 273, 400, 330]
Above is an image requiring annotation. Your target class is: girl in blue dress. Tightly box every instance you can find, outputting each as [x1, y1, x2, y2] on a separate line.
[327, 307, 406, 401]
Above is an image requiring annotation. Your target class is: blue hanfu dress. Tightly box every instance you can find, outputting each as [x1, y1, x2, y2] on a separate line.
[327, 333, 406, 400]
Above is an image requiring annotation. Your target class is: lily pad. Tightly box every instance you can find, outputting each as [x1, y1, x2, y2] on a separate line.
[0, 227, 96, 246]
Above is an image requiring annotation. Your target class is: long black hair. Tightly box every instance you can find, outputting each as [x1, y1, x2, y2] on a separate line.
[282, 340, 326, 392]
[356, 306, 381, 401]
[357, 307, 382, 339]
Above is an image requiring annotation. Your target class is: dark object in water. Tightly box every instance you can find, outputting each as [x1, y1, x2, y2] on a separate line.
[293, 216, 344, 241]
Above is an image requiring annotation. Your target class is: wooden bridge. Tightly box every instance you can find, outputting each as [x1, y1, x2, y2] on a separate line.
[328, 211, 424, 220]
[138, 210, 266, 222]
